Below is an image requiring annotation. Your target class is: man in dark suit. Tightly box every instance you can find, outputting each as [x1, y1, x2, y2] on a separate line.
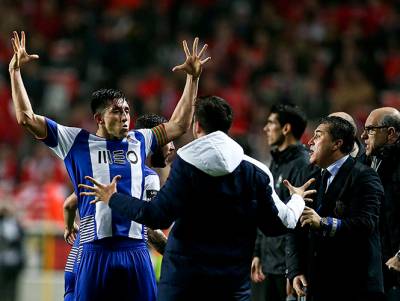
[287, 116, 384, 301]
[79, 96, 315, 301]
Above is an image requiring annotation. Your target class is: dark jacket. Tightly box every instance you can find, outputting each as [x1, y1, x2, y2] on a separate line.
[253, 144, 309, 274]
[287, 157, 384, 301]
[108, 131, 306, 301]
[373, 141, 400, 288]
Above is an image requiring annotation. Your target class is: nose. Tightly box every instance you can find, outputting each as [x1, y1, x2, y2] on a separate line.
[360, 130, 368, 140]
[263, 124, 268, 132]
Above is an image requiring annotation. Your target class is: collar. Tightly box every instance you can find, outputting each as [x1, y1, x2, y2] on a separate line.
[325, 155, 349, 178]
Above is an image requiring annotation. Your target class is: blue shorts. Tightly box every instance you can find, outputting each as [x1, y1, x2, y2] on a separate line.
[75, 237, 156, 301]
[64, 271, 76, 301]
[65, 243, 79, 301]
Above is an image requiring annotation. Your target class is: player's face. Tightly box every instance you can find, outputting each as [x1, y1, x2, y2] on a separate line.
[308, 123, 335, 168]
[361, 112, 388, 156]
[263, 113, 285, 147]
[102, 99, 131, 139]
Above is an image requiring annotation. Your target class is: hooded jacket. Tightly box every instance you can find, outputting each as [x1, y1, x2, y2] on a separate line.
[108, 131, 305, 301]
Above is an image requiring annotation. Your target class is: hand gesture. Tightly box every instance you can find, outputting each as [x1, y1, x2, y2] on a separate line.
[78, 175, 121, 205]
[172, 37, 211, 79]
[9, 31, 39, 71]
[293, 274, 308, 297]
[64, 223, 79, 246]
[386, 254, 400, 272]
[250, 257, 265, 283]
[300, 206, 321, 228]
[283, 178, 316, 201]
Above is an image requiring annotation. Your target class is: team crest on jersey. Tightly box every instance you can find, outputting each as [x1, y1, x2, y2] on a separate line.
[127, 150, 138, 164]
[146, 190, 158, 200]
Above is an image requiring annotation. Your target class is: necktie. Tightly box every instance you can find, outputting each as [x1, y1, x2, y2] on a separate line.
[316, 169, 331, 213]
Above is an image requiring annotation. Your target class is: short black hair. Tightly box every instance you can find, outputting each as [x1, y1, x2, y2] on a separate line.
[90, 89, 126, 114]
[319, 116, 355, 154]
[135, 114, 167, 129]
[135, 113, 169, 168]
[194, 96, 233, 134]
[270, 104, 307, 140]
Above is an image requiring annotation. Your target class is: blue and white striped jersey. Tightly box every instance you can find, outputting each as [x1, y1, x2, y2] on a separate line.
[142, 166, 160, 242]
[42, 118, 158, 243]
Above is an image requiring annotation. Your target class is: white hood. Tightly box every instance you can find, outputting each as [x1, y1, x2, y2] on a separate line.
[177, 131, 244, 176]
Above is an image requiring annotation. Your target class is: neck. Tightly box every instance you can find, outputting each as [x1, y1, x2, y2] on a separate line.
[96, 127, 121, 140]
[277, 136, 297, 152]
[321, 152, 347, 169]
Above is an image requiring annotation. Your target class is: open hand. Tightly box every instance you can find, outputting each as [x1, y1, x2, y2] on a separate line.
[78, 175, 121, 205]
[9, 31, 39, 71]
[283, 178, 316, 201]
[172, 37, 211, 78]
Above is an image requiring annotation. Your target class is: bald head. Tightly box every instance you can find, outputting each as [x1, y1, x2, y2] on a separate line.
[369, 107, 400, 124]
[362, 107, 400, 156]
[329, 112, 357, 136]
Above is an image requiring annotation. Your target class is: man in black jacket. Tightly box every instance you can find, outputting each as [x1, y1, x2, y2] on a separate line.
[79, 96, 315, 301]
[251, 104, 309, 301]
[361, 107, 400, 301]
[288, 116, 384, 301]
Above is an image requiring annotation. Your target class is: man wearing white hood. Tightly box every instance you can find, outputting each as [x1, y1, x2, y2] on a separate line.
[80, 96, 315, 301]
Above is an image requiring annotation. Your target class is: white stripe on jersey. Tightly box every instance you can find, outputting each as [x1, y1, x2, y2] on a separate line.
[89, 137, 113, 239]
[50, 125, 81, 159]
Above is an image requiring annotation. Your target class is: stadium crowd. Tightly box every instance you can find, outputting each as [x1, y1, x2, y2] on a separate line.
[0, 1, 400, 300]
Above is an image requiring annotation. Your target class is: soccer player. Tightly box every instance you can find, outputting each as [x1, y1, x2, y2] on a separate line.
[62, 114, 173, 301]
[9, 30, 210, 301]
[80, 95, 316, 301]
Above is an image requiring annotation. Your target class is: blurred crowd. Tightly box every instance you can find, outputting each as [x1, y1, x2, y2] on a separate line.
[0, 0, 400, 227]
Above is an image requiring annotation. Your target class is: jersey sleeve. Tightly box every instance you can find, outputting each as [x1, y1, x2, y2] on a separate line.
[144, 170, 161, 201]
[41, 118, 82, 160]
[134, 129, 158, 155]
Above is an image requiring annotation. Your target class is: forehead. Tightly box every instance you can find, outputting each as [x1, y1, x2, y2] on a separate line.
[365, 111, 381, 126]
[314, 123, 330, 135]
[268, 113, 279, 122]
[107, 98, 130, 110]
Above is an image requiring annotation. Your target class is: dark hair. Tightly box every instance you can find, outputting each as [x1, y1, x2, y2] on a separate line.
[135, 113, 169, 168]
[194, 96, 233, 134]
[135, 113, 167, 129]
[90, 89, 126, 114]
[270, 104, 307, 140]
[381, 113, 400, 132]
[319, 116, 355, 154]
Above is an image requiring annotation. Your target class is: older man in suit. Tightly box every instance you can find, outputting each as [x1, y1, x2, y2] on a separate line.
[287, 116, 384, 301]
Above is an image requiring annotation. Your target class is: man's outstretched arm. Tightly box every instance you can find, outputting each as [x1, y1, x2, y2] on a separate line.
[155, 37, 211, 145]
[9, 31, 46, 138]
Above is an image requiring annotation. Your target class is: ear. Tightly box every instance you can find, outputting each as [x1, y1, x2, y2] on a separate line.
[332, 139, 343, 151]
[387, 127, 398, 143]
[282, 123, 291, 136]
[94, 112, 104, 126]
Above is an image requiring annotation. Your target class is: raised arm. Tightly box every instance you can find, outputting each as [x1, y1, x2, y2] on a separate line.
[159, 37, 211, 144]
[9, 31, 46, 138]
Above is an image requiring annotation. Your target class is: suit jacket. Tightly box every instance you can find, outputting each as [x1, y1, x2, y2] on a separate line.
[108, 131, 306, 301]
[287, 157, 384, 301]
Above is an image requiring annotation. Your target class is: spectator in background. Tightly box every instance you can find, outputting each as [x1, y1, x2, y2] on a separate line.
[328, 111, 366, 161]
[288, 116, 384, 301]
[251, 104, 309, 301]
[0, 198, 24, 301]
[361, 107, 400, 301]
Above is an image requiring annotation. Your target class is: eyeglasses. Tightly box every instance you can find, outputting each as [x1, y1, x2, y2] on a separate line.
[362, 125, 388, 135]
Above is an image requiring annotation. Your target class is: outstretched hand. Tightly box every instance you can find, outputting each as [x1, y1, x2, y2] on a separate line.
[78, 175, 121, 205]
[9, 31, 39, 71]
[283, 178, 316, 201]
[172, 37, 211, 79]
